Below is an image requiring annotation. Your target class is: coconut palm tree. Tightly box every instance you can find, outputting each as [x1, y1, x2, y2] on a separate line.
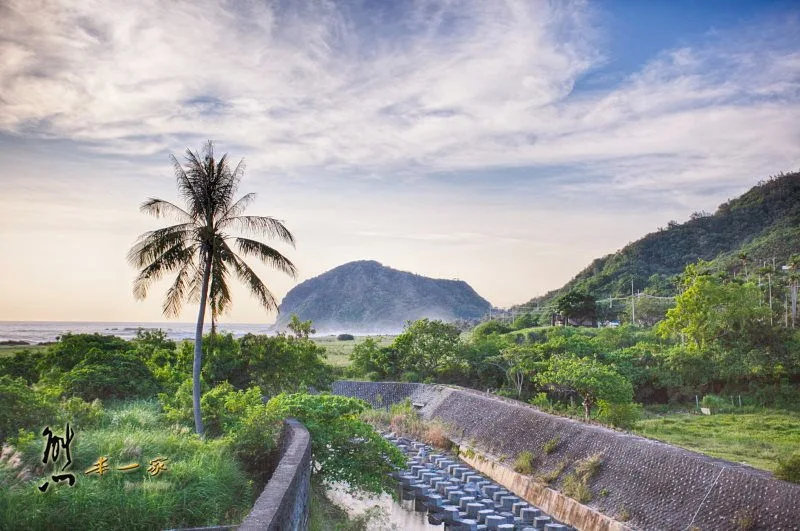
[128, 141, 296, 435]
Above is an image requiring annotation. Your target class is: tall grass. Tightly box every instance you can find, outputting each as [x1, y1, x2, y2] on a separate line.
[0, 400, 254, 530]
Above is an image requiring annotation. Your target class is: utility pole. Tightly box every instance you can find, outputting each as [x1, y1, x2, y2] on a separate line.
[631, 280, 635, 325]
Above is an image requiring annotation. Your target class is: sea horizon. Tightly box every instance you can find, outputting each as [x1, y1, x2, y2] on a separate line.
[0, 320, 277, 344]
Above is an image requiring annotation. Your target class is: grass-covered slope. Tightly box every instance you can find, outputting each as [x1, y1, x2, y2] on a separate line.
[515, 171, 800, 309]
[277, 260, 491, 333]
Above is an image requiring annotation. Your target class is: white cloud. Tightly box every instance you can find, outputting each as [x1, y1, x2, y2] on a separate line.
[2, 0, 798, 202]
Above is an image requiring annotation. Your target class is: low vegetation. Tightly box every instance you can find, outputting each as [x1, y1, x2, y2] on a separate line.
[513, 450, 536, 475]
[634, 411, 800, 473]
[0, 330, 406, 529]
[0, 401, 253, 530]
[562, 453, 602, 503]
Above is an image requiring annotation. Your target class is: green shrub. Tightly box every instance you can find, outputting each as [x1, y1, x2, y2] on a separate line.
[775, 453, 800, 483]
[562, 453, 602, 503]
[60, 349, 160, 401]
[597, 400, 642, 429]
[0, 350, 42, 384]
[530, 392, 551, 411]
[701, 394, 729, 412]
[266, 393, 406, 495]
[0, 376, 56, 443]
[40, 333, 129, 373]
[59, 397, 104, 429]
[200, 382, 264, 437]
[513, 451, 536, 475]
[337, 334, 355, 341]
[226, 401, 282, 482]
[543, 436, 560, 455]
[562, 472, 593, 502]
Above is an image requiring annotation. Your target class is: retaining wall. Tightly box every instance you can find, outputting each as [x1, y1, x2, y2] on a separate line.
[239, 418, 312, 531]
[333, 381, 800, 531]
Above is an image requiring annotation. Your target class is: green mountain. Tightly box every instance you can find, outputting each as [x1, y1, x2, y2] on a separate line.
[276, 260, 492, 334]
[514, 171, 800, 311]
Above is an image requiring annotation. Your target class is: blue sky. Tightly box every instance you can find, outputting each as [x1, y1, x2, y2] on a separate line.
[0, 0, 798, 322]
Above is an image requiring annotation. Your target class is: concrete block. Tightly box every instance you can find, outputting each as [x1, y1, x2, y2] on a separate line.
[521, 507, 541, 523]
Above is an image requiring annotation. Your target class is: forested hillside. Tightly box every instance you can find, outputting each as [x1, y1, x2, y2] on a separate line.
[515, 172, 800, 310]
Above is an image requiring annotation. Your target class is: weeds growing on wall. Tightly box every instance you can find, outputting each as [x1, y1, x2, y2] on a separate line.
[513, 451, 536, 475]
[561, 453, 603, 503]
[361, 399, 455, 451]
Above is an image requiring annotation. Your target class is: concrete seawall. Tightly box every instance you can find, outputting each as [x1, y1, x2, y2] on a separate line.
[239, 418, 312, 531]
[333, 381, 800, 531]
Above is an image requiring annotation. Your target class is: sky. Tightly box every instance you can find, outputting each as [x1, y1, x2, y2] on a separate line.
[1, 0, 799, 324]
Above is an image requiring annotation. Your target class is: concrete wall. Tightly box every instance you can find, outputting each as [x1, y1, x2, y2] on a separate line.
[239, 418, 312, 531]
[332, 381, 800, 531]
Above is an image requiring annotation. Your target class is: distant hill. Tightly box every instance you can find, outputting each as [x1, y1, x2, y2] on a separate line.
[275, 260, 492, 334]
[514, 171, 800, 311]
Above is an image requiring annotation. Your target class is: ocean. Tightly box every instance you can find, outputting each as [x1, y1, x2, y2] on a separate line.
[0, 321, 276, 344]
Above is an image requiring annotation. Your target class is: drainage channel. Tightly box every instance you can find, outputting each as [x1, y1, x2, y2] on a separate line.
[387, 433, 576, 531]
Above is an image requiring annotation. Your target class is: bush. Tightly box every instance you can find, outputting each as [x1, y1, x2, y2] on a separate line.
[775, 453, 800, 483]
[472, 320, 512, 339]
[0, 351, 41, 384]
[60, 349, 160, 401]
[266, 393, 406, 495]
[701, 394, 729, 412]
[530, 392, 551, 411]
[200, 383, 264, 437]
[597, 400, 642, 429]
[226, 401, 282, 482]
[59, 397, 104, 429]
[513, 451, 536, 475]
[0, 376, 58, 443]
[543, 436, 560, 455]
[337, 334, 355, 341]
[40, 333, 129, 373]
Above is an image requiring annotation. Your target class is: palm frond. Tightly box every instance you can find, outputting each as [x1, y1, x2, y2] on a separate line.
[133, 243, 196, 300]
[127, 224, 194, 268]
[235, 237, 297, 278]
[171, 152, 204, 217]
[217, 193, 256, 225]
[162, 256, 198, 317]
[140, 198, 192, 221]
[226, 249, 279, 312]
[223, 216, 296, 247]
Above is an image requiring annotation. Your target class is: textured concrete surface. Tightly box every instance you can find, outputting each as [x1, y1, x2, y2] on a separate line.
[239, 419, 311, 531]
[333, 381, 800, 531]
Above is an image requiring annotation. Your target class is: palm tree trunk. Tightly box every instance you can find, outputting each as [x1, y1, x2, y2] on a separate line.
[193, 251, 212, 436]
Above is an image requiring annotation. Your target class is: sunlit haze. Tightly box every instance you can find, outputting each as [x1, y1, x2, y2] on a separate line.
[1, 0, 799, 323]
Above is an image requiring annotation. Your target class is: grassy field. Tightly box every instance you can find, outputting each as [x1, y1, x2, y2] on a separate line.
[313, 335, 395, 367]
[633, 410, 800, 473]
[0, 344, 47, 357]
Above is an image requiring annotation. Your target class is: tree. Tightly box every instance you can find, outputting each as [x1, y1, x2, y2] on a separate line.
[657, 263, 770, 352]
[535, 357, 633, 419]
[556, 291, 597, 326]
[287, 314, 315, 339]
[392, 319, 463, 381]
[129, 141, 296, 435]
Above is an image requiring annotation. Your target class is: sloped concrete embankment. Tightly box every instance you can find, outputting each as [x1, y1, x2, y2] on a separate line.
[332, 381, 800, 531]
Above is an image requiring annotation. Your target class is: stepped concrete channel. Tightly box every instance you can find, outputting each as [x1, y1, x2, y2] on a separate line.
[387, 432, 573, 530]
[333, 381, 800, 531]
